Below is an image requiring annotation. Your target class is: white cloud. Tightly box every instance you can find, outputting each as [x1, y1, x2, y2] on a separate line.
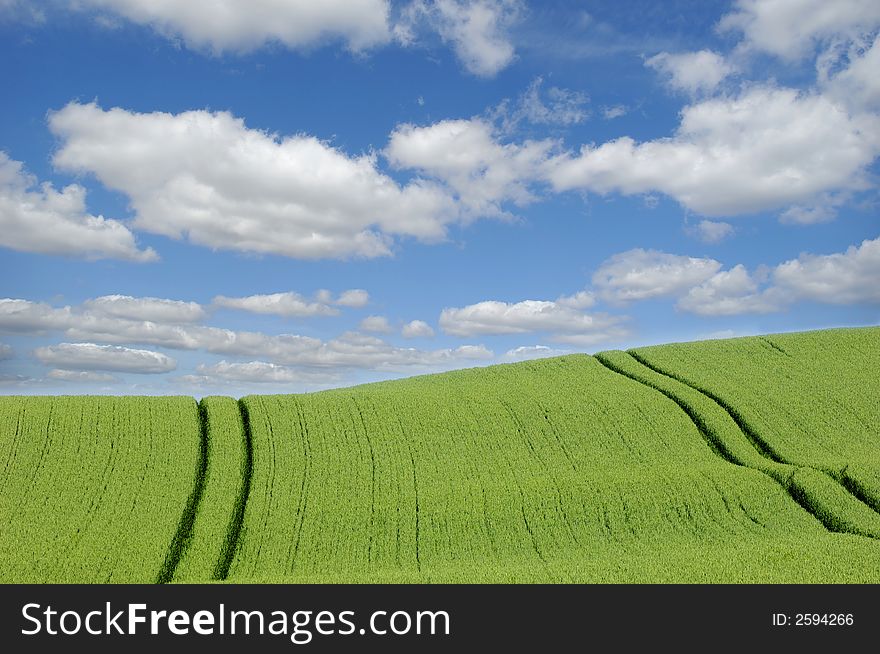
[555, 290, 595, 309]
[0, 152, 157, 262]
[773, 236, 880, 303]
[47, 369, 118, 383]
[335, 289, 370, 307]
[34, 342, 177, 373]
[719, 0, 880, 60]
[819, 34, 880, 114]
[401, 319, 435, 338]
[439, 294, 624, 344]
[0, 296, 493, 372]
[194, 360, 338, 384]
[0, 299, 73, 332]
[213, 292, 339, 317]
[547, 86, 880, 218]
[602, 105, 627, 120]
[386, 118, 553, 218]
[0, 343, 12, 360]
[501, 345, 570, 361]
[692, 220, 734, 244]
[592, 249, 722, 303]
[0, 0, 44, 22]
[646, 50, 734, 94]
[492, 77, 589, 132]
[677, 265, 781, 316]
[359, 315, 393, 333]
[397, 0, 522, 77]
[678, 236, 880, 314]
[83, 295, 206, 323]
[74, 0, 392, 53]
[50, 102, 456, 261]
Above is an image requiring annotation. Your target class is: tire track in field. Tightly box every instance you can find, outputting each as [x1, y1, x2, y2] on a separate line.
[214, 399, 254, 580]
[627, 350, 880, 522]
[595, 351, 880, 539]
[157, 398, 209, 583]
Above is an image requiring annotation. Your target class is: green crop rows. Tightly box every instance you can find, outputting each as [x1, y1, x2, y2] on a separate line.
[1, 327, 879, 583]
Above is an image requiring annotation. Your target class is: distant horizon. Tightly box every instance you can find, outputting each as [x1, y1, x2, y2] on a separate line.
[2, 0, 879, 397]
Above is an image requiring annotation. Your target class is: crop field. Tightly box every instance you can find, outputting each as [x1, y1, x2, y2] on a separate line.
[0, 327, 878, 583]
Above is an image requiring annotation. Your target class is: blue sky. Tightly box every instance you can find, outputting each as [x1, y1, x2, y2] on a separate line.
[1, 0, 878, 396]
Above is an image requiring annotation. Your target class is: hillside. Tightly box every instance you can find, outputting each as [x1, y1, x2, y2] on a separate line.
[1, 327, 878, 583]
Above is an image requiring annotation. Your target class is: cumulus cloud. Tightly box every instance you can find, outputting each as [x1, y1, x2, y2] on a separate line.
[83, 295, 206, 323]
[47, 369, 118, 383]
[401, 319, 435, 338]
[692, 220, 734, 244]
[819, 34, 880, 114]
[397, 0, 522, 77]
[646, 50, 734, 94]
[678, 236, 880, 314]
[34, 343, 177, 373]
[73, 0, 392, 53]
[719, 0, 880, 60]
[0, 299, 73, 332]
[213, 292, 339, 318]
[677, 265, 781, 316]
[0, 152, 157, 262]
[592, 249, 722, 303]
[386, 118, 553, 218]
[0, 343, 12, 360]
[773, 236, 880, 303]
[439, 293, 625, 345]
[334, 289, 370, 308]
[546, 86, 880, 218]
[359, 315, 393, 333]
[50, 102, 456, 261]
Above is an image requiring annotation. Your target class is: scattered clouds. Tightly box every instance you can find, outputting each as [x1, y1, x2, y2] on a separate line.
[692, 220, 734, 244]
[401, 319, 435, 338]
[439, 292, 625, 345]
[719, 0, 880, 61]
[83, 295, 206, 323]
[386, 117, 553, 218]
[546, 86, 880, 218]
[359, 315, 393, 333]
[0, 343, 12, 360]
[73, 0, 392, 53]
[592, 249, 722, 303]
[50, 102, 456, 261]
[646, 50, 734, 94]
[0, 295, 493, 372]
[47, 369, 118, 383]
[501, 345, 570, 361]
[397, 0, 523, 77]
[0, 152, 157, 262]
[33, 342, 177, 373]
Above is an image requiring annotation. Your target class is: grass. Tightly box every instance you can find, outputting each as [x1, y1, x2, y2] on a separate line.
[0, 396, 200, 583]
[0, 327, 878, 583]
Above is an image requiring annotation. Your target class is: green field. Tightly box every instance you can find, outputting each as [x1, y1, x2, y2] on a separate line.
[1, 327, 878, 583]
